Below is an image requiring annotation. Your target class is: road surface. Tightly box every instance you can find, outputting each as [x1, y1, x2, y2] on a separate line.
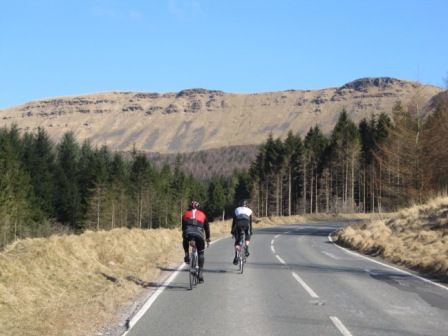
[125, 221, 448, 336]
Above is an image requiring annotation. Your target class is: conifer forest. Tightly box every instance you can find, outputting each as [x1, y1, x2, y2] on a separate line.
[1, 97, 447, 249]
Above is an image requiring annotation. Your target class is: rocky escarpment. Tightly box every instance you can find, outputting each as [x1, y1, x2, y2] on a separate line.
[0, 78, 442, 154]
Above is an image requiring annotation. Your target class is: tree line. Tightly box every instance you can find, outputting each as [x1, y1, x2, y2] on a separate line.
[249, 95, 448, 217]
[0, 126, 250, 248]
[1, 93, 447, 248]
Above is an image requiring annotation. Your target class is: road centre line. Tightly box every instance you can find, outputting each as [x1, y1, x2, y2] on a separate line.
[292, 272, 319, 298]
[275, 255, 286, 264]
[328, 233, 448, 292]
[330, 316, 353, 336]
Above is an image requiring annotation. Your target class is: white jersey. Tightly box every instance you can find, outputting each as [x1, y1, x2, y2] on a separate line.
[234, 206, 252, 221]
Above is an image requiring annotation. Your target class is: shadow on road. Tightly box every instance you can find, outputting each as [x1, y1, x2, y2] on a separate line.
[126, 275, 188, 291]
[253, 219, 361, 237]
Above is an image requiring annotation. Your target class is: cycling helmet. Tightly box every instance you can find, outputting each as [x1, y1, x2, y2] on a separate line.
[239, 199, 248, 207]
[190, 200, 200, 209]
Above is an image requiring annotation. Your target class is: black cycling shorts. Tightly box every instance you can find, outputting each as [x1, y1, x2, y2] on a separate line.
[183, 227, 205, 251]
[234, 221, 251, 246]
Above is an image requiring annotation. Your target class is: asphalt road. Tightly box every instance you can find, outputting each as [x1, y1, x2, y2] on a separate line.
[124, 221, 448, 336]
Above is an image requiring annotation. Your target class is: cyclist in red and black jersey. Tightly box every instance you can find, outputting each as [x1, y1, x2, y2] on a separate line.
[182, 200, 210, 282]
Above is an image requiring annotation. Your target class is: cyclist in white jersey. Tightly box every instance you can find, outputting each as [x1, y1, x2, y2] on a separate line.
[231, 200, 254, 265]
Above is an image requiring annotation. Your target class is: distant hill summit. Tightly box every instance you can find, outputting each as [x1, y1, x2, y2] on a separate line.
[0, 77, 442, 154]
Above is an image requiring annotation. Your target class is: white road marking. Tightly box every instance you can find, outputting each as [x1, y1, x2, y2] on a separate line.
[321, 250, 340, 260]
[275, 255, 286, 264]
[274, 234, 281, 239]
[330, 316, 353, 336]
[123, 237, 226, 335]
[328, 233, 448, 292]
[124, 263, 186, 333]
[271, 245, 276, 254]
[292, 272, 319, 298]
[270, 239, 275, 245]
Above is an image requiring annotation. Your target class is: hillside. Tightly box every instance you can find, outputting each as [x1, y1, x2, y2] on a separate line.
[148, 144, 259, 179]
[333, 197, 448, 280]
[0, 77, 441, 154]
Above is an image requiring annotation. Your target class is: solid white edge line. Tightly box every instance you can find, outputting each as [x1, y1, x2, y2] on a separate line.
[275, 255, 286, 264]
[122, 236, 227, 335]
[328, 233, 448, 292]
[330, 316, 353, 336]
[125, 263, 186, 332]
[321, 250, 339, 260]
[292, 272, 319, 298]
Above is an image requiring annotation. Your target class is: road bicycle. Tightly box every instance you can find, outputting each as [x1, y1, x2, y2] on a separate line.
[188, 240, 199, 290]
[235, 231, 247, 274]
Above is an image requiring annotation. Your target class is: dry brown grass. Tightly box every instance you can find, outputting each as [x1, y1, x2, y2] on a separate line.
[0, 228, 185, 336]
[333, 196, 448, 279]
[0, 213, 371, 336]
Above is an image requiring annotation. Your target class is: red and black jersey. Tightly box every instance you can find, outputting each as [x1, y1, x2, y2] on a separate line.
[182, 209, 210, 240]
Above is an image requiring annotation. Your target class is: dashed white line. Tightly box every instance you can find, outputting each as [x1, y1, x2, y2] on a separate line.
[292, 272, 319, 298]
[270, 239, 275, 245]
[274, 234, 281, 239]
[271, 245, 276, 254]
[330, 316, 353, 336]
[275, 255, 286, 265]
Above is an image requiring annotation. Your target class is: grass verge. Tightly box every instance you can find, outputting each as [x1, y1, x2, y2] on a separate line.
[333, 196, 448, 281]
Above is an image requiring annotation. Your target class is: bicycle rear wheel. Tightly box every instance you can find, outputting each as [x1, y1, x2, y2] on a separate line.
[237, 250, 243, 274]
[239, 233, 246, 274]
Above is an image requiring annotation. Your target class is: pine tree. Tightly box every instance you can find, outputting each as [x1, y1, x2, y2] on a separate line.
[283, 131, 303, 216]
[20, 127, 56, 217]
[304, 126, 328, 213]
[328, 110, 361, 212]
[0, 128, 37, 247]
[54, 132, 81, 230]
[130, 153, 153, 228]
[206, 178, 227, 220]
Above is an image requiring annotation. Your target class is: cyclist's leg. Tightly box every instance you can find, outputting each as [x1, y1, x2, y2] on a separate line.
[243, 223, 250, 256]
[182, 233, 190, 263]
[195, 236, 206, 282]
[233, 225, 241, 265]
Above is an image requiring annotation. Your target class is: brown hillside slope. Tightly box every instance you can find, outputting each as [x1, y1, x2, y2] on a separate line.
[0, 78, 441, 154]
[148, 144, 259, 178]
[333, 197, 448, 280]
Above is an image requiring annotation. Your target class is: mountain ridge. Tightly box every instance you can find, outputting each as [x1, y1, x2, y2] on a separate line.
[0, 77, 442, 154]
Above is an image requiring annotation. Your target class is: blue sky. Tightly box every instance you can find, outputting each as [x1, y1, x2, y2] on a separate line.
[1, 0, 447, 108]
